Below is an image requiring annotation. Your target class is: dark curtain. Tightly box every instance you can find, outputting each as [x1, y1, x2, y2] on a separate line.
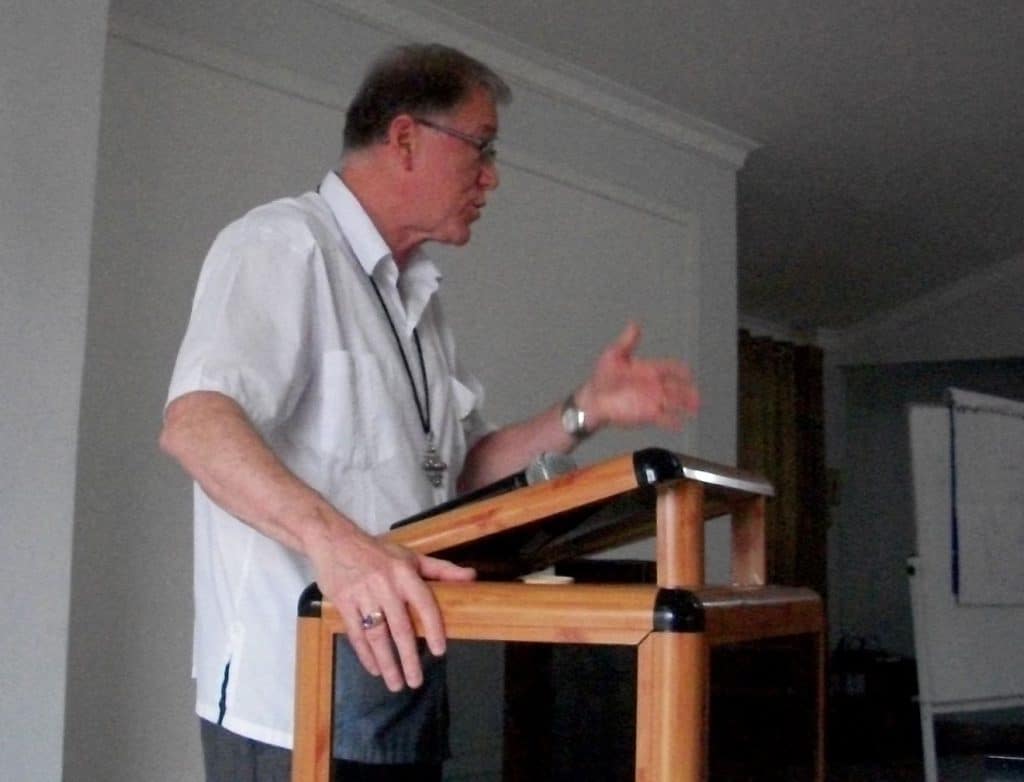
[738, 330, 827, 595]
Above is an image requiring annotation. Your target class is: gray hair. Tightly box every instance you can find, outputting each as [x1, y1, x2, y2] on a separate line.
[343, 43, 511, 152]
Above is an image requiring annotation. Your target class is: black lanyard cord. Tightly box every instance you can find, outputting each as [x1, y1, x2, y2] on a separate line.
[367, 276, 431, 436]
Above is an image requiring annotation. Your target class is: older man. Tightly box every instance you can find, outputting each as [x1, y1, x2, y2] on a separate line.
[161, 43, 699, 781]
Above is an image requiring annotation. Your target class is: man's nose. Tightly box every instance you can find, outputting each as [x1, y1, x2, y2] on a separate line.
[479, 159, 499, 190]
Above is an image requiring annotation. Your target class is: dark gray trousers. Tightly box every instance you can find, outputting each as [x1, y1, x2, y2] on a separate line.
[199, 720, 442, 782]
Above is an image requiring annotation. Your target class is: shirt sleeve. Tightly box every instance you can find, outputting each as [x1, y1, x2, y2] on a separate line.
[451, 370, 496, 452]
[166, 214, 319, 433]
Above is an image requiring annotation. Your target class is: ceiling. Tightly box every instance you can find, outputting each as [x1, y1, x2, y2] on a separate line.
[413, 0, 1024, 334]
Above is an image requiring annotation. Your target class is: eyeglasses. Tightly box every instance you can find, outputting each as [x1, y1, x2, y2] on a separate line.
[414, 117, 497, 164]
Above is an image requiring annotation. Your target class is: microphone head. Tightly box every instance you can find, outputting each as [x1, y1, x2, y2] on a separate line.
[524, 452, 577, 485]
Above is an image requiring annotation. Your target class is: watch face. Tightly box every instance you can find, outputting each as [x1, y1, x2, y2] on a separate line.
[562, 403, 584, 435]
[560, 406, 574, 434]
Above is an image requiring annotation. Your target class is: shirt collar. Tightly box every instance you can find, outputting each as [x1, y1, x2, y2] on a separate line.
[319, 171, 442, 333]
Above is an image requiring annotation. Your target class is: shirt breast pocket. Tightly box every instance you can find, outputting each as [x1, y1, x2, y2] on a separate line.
[318, 350, 400, 468]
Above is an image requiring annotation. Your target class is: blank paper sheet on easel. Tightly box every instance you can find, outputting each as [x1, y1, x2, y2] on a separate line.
[948, 387, 1024, 606]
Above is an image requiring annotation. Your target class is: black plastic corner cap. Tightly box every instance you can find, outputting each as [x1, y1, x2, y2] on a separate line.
[633, 448, 684, 487]
[298, 583, 323, 617]
[652, 588, 705, 633]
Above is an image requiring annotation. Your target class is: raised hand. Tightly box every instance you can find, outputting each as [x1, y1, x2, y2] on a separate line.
[576, 321, 700, 433]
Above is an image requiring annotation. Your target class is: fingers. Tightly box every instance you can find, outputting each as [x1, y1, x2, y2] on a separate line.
[398, 570, 449, 659]
[648, 362, 700, 429]
[408, 556, 475, 659]
[338, 602, 383, 679]
[325, 547, 470, 692]
[339, 580, 428, 692]
[657, 361, 701, 415]
[375, 584, 427, 689]
[419, 555, 476, 583]
[607, 320, 642, 359]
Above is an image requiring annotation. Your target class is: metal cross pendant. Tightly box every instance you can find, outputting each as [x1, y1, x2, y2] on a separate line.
[422, 437, 448, 488]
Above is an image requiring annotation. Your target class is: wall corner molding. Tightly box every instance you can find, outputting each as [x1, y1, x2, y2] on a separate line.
[310, 0, 757, 169]
[831, 252, 1024, 358]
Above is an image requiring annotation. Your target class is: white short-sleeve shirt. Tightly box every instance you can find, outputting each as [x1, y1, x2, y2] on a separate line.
[166, 171, 490, 748]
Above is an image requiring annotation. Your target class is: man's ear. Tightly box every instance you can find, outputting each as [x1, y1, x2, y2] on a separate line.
[386, 114, 418, 170]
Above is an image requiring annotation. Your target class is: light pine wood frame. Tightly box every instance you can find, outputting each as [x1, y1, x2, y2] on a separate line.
[292, 451, 825, 781]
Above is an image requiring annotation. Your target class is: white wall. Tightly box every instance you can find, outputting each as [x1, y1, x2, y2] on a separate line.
[61, 33, 346, 781]
[49, 2, 751, 780]
[0, 3, 109, 780]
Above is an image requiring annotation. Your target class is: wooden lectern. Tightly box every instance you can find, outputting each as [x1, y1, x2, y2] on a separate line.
[292, 448, 824, 781]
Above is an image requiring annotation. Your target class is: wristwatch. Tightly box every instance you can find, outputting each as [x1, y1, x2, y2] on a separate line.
[560, 394, 591, 440]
